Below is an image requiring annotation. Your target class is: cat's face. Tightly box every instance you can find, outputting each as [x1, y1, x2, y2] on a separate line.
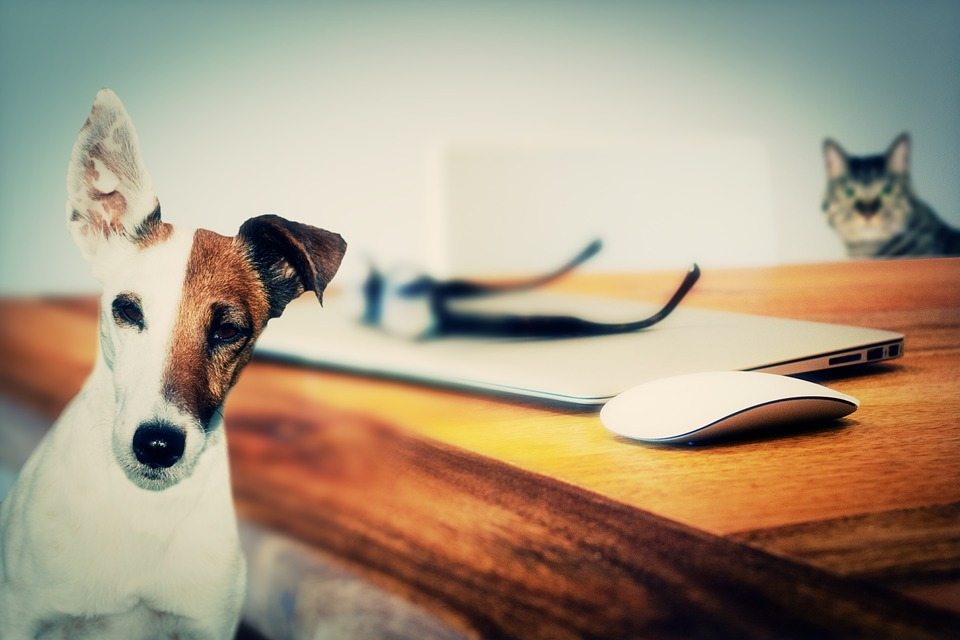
[822, 134, 912, 252]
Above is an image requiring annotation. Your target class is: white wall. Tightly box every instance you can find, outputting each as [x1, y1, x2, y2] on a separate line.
[1, 1, 958, 293]
[436, 140, 779, 274]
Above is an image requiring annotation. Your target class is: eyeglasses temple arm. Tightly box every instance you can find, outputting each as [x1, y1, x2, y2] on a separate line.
[633, 262, 701, 328]
[434, 263, 701, 338]
[435, 238, 603, 299]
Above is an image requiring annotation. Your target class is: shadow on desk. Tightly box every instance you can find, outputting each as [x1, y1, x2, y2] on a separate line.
[236, 622, 269, 640]
[239, 521, 466, 640]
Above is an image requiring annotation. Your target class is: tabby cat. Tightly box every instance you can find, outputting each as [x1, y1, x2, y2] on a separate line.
[821, 133, 960, 257]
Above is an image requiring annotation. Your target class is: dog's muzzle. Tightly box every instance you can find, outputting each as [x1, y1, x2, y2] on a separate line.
[133, 421, 186, 469]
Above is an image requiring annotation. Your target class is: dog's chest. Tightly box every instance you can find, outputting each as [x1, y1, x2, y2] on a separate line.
[34, 603, 202, 640]
[2, 408, 243, 631]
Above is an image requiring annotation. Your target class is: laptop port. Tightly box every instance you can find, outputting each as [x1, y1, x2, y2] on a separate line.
[867, 347, 884, 361]
[888, 344, 901, 357]
[828, 353, 863, 366]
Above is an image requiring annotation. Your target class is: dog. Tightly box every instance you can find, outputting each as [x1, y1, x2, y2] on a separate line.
[0, 89, 346, 639]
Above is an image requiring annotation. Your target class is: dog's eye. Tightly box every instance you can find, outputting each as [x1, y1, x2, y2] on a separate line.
[211, 322, 244, 345]
[113, 296, 144, 330]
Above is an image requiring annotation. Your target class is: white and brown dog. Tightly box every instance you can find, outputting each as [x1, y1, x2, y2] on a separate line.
[0, 90, 346, 638]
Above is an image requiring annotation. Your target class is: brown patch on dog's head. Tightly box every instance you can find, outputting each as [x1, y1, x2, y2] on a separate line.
[162, 216, 345, 427]
[163, 229, 271, 427]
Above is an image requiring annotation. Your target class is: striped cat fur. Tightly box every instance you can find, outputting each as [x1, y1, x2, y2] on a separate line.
[822, 133, 960, 258]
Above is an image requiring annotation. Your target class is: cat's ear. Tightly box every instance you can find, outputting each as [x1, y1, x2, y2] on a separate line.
[822, 139, 847, 179]
[886, 133, 910, 175]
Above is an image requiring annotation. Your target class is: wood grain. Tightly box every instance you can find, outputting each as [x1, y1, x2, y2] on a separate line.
[732, 501, 960, 616]
[228, 259, 960, 538]
[1, 259, 958, 635]
[732, 502, 960, 582]
[227, 400, 959, 639]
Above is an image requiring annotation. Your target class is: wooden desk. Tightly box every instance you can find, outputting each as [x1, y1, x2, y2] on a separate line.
[1, 259, 958, 638]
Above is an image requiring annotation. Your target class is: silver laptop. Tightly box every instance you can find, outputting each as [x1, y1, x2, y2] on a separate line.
[254, 290, 903, 406]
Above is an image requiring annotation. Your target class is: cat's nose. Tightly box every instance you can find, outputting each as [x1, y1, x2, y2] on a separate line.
[855, 199, 881, 218]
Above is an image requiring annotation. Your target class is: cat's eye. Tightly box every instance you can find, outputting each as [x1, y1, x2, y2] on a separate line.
[844, 186, 855, 197]
[883, 182, 894, 195]
[112, 295, 145, 330]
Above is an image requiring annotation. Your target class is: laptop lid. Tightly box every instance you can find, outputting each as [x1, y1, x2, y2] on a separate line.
[254, 291, 903, 406]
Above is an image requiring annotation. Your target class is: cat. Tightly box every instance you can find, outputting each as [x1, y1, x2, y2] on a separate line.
[821, 133, 960, 258]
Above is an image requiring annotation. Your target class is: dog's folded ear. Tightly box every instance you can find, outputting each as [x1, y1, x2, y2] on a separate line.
[66, 89, 164, 264]
[239, 214, 347, 318]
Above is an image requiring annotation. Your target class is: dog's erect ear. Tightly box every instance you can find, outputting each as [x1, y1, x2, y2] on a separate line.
[239, 214, 347, 318]
[66, 89, 162, 263]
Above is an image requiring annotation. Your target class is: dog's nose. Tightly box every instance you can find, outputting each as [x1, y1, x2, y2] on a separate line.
[133, 422, 186, 469]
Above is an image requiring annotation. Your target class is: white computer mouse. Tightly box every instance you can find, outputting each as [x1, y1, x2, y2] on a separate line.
[600, 370, 859, 445]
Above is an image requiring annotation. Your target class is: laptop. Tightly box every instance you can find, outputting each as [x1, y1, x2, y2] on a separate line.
[254, 290, 904, 407]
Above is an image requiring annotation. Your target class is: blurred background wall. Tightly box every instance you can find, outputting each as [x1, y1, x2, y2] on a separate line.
[1, 0, 958, 293]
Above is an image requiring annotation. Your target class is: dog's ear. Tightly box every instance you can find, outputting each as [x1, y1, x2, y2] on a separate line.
[239, 214, 347, 318]
[66, 89, 163, 264]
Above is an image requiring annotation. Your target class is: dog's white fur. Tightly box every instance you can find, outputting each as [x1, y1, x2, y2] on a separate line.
[0, 325, 245, 637]
[1, 91, 247, 639]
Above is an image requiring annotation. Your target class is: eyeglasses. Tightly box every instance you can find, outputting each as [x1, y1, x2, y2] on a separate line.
[361, 240, 701, 340]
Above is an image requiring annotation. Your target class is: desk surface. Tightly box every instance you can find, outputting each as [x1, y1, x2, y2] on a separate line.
[1, 258, 958, 638]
